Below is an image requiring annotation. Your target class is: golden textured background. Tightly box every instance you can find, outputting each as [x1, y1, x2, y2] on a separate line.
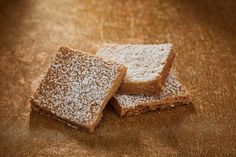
[0, 0, 235, 156]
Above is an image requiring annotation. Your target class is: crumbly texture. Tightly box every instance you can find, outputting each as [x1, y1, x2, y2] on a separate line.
[97, 44, 175, 95]
[31, 46, 127, 132]
[110, 74, 191, 117]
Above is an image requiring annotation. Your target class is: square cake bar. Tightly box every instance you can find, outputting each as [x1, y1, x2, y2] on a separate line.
[97, 44, 175, 95]
[31, 46, 127, 132]
[110, 74, 191, 117]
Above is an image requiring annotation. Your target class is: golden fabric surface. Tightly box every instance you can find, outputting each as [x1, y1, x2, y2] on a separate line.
[0, 0, 235, 156]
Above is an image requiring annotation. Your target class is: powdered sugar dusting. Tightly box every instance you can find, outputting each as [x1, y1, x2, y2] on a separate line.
[32, 47, 124, 127]
[97, 44, 172, 82]
[114, 74, 190, 109]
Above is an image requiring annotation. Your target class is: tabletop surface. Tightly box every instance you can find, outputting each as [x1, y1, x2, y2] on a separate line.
[0, 0, 235, 156]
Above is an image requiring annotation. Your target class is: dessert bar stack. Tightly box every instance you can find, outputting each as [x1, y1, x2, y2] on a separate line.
[31, 44, 191, 132]
[97, 44, 191, 117]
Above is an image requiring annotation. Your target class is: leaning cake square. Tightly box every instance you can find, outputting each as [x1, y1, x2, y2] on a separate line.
[110, 74, 191, 116]
[97, 44, 175, 95]
[31, 46, 127, 132]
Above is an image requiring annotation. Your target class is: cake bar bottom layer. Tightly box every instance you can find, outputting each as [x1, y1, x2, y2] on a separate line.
[111, 74, 191, 117]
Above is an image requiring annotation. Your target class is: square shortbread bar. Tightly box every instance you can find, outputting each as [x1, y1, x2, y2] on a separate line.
[31, 46, 127, 132]
[97, 44, 175, 95]
[110, 74, 191, 116]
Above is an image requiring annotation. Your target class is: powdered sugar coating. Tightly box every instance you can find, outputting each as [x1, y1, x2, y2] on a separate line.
[97, 44, 172, 82]
[32, 47, 124, 127]
[114, 74, 190, 109]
